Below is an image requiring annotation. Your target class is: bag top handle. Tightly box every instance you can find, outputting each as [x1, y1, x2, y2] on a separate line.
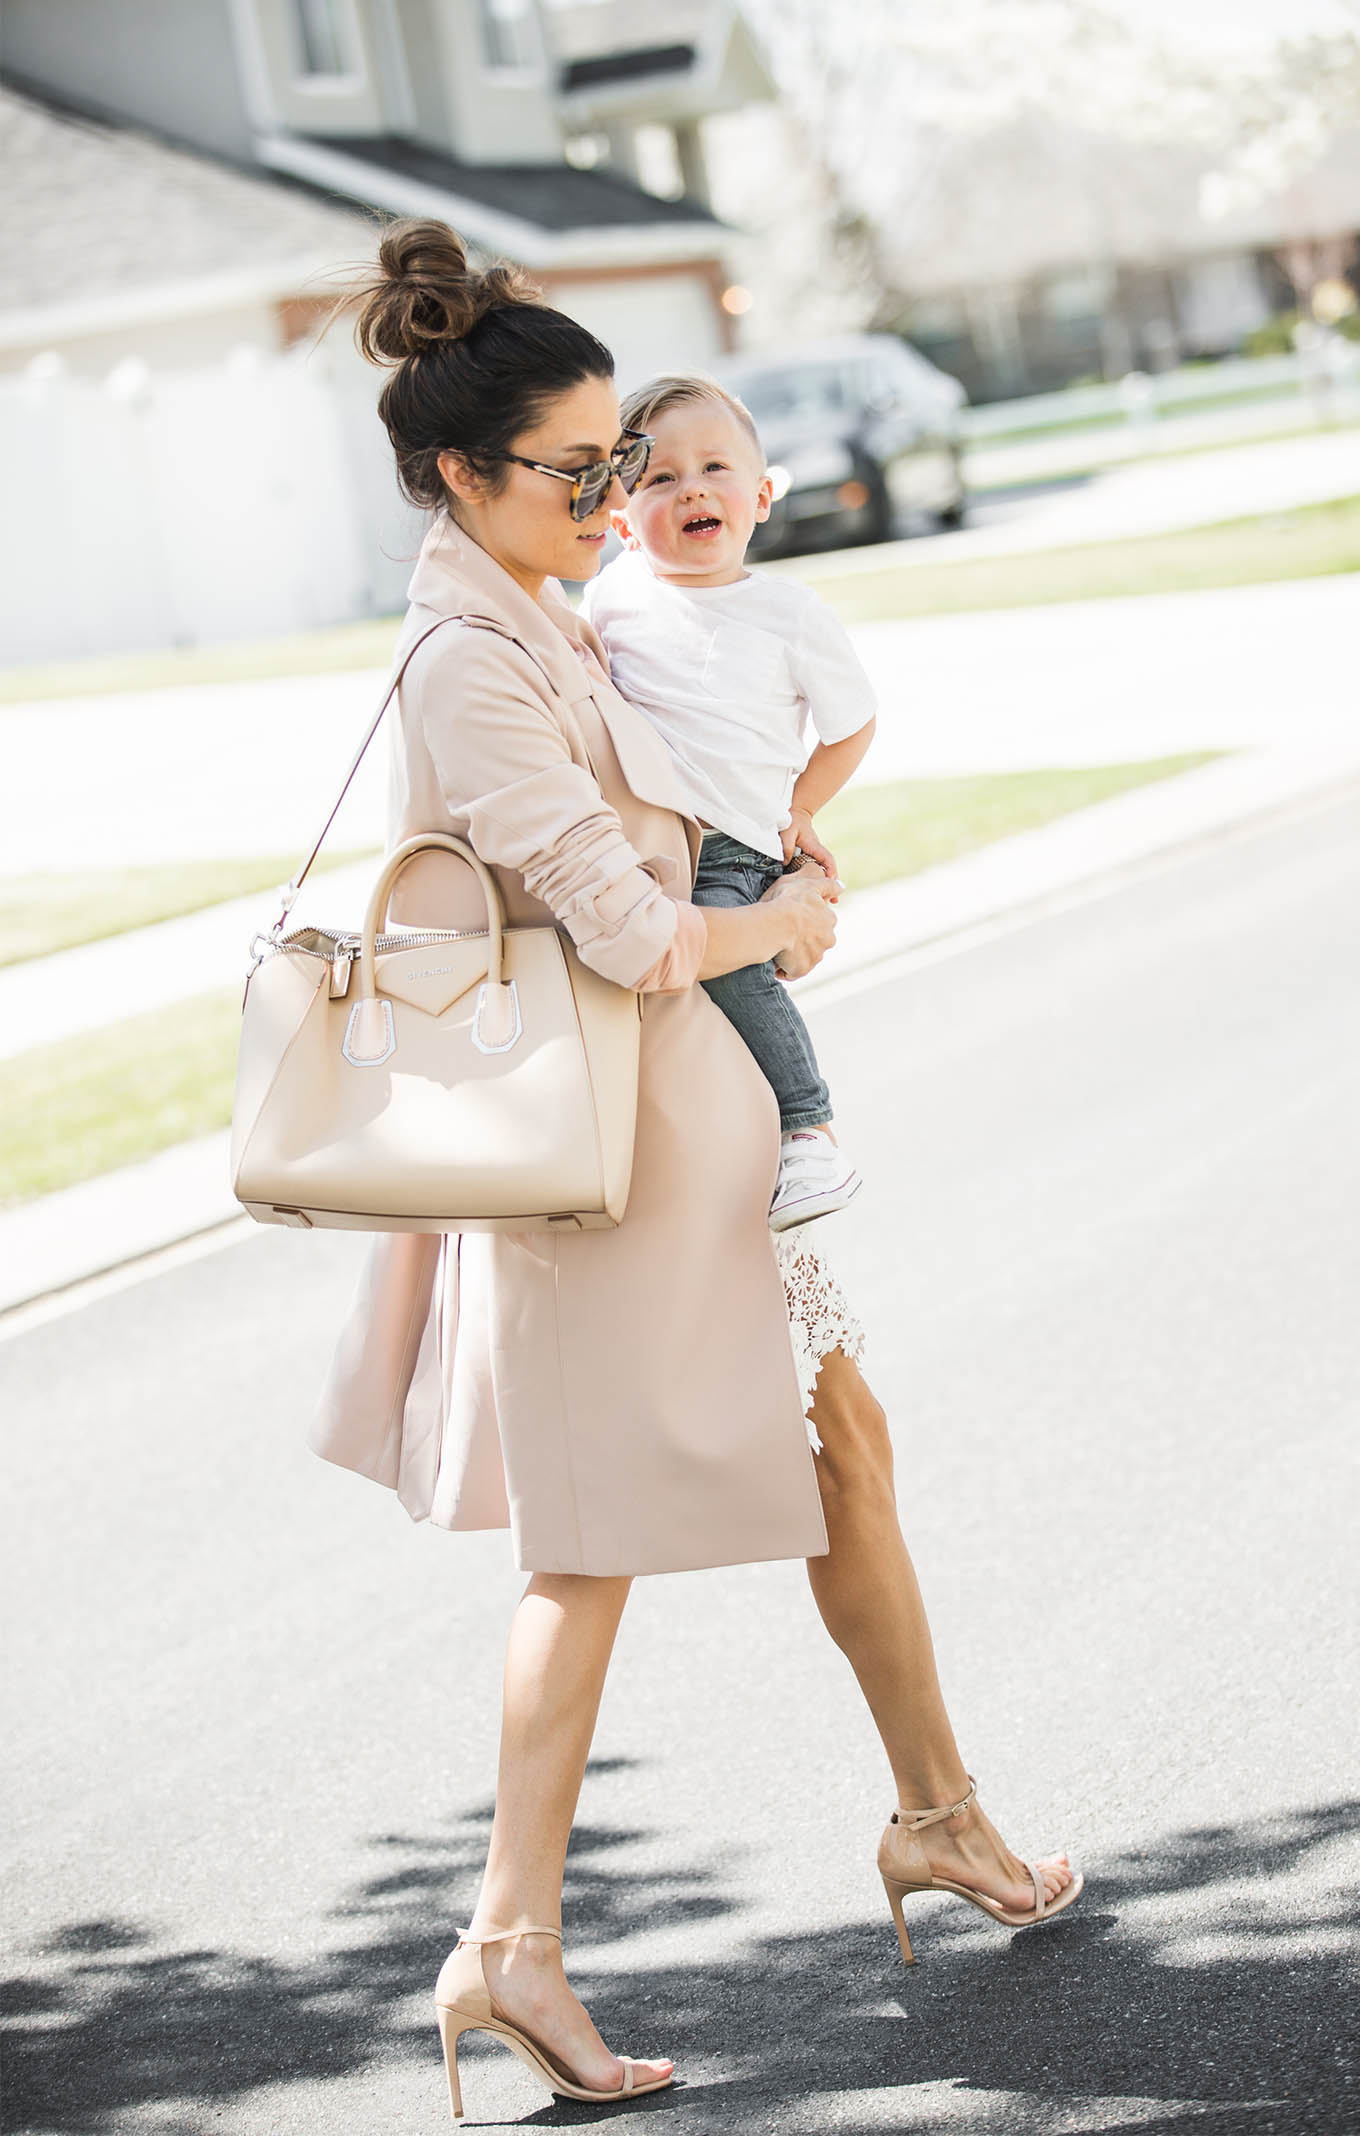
[358, 832, 505, 997]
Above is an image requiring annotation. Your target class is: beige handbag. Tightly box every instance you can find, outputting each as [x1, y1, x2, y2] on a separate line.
[231, 623, 642, 1234]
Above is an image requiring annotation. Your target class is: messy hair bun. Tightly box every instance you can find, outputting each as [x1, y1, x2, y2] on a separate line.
[355, 220, 540, 362]
[352, 218, 614, 514]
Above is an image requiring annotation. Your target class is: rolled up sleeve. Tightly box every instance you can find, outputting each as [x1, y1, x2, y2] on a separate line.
[414, 628, 696, 993]
[631, 897, 707, 994]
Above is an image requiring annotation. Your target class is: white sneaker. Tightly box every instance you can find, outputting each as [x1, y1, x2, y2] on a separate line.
[769, 1131, 863, 1232]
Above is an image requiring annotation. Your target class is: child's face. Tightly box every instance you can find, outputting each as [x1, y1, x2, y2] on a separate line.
[617, 400, 773, 585]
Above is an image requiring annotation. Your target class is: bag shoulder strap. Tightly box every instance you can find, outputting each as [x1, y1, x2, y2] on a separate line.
[266, 610, 562, 939]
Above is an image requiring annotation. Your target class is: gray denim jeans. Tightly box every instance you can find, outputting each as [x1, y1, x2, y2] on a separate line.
[690, 831, 832, 1133]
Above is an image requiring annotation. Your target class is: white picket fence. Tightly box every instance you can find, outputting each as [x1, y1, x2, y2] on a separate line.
[1, 341, 417, 666]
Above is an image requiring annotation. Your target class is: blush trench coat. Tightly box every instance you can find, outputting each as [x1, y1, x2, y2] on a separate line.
[310, 514, 829, 1577]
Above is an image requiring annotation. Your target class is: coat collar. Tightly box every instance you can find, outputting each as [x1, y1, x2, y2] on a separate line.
[406, 513, 695, 829]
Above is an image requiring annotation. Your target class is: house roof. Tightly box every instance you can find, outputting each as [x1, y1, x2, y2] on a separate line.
[0, 77, 726, 348]
[0, 82, 372, 320]
[306, 133, 719, 234]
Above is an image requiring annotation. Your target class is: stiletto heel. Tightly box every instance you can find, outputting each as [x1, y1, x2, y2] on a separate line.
[435, 2006, 465, 2120]
[432, 1925, 674, 2122]
[880, 1874, 916, 1965]
[877, 1778, 1083, 1967]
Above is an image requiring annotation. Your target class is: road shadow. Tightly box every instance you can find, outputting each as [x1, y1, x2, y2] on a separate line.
[4, 1778, 1356, 2135]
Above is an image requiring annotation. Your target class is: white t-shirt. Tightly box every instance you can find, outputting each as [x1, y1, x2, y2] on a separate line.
[581, 549, 877, 861]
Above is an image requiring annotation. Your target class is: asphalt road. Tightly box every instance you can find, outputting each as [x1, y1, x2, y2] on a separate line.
[4, 795, 1359, 2136]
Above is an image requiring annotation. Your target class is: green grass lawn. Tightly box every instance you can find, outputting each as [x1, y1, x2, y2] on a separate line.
[2, 987, 242, 1206]
[2, 752, 1221, 1208]
[3, 850, 378, 967]
[792, 493, 1360, 626]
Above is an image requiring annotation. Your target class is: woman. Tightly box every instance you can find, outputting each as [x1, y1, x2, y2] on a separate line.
[313, 222, 1081, 2119]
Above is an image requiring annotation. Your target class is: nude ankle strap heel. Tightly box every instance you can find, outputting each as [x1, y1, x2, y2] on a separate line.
[432, 1924, 674, 2121]
[434, 1927, 562, 2120]
[878, 1778, 1083, 1967]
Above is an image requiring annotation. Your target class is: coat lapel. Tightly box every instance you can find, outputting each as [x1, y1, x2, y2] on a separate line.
[406, 515, 698, 830]
[547, 598, 699, 829]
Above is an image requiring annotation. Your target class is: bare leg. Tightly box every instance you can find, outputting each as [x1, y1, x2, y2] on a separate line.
[806, 1349, 1074, 1911]
[465, 1573, 672, 2092]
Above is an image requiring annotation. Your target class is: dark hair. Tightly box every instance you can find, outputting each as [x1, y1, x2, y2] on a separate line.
[353, 219, 614, 511]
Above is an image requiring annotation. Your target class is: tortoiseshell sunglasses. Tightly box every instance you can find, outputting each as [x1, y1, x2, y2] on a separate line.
[492, 427, 654, 522]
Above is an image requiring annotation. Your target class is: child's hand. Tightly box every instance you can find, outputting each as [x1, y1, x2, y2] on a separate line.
[782, 808, 840, 894]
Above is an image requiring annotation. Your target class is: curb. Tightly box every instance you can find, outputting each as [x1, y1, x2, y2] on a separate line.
[0, 1131, 241, 1320]
[4, 748, 1359, 1327]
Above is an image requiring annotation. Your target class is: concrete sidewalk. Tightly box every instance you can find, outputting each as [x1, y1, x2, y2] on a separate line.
[853, 574, 1360, 783]
[4, 742, 1358, 1318]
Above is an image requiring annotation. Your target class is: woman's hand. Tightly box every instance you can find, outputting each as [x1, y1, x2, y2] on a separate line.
[762, 863, 838, 980]
[695, 861, 838, 983]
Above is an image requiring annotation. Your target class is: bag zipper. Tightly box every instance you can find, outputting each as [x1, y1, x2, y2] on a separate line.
[282, 924, 490, 957]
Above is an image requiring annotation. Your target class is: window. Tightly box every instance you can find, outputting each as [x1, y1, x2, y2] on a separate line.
[291, 0, 355, 78]
[478, 0, 539, 71]
[1041, 270, 1110, 324]
[736, 363, 853, 425]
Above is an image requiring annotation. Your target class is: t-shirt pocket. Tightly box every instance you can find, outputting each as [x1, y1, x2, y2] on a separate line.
[701, 620, 790, 704]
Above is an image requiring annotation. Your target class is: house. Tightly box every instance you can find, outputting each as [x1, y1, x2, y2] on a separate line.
[0, 0, 777, 384]
[0, 85, 376, 379]
[0, 1, 778, 658]
[874, 114, 1360, 402]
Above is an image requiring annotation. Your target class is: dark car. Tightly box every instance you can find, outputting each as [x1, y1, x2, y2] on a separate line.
[717, 334, 968, 559]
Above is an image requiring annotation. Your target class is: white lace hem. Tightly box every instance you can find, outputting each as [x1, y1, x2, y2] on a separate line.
[774, 1229, 866, 1452]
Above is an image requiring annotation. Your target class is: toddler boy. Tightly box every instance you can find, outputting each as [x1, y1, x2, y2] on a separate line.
[581, 373, 877, 1230]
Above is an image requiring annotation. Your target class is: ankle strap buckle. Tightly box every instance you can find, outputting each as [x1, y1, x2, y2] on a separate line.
[894, 1778, 977, 1833]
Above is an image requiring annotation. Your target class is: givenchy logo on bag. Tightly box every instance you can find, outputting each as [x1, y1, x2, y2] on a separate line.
[408, 962, 464, 978]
